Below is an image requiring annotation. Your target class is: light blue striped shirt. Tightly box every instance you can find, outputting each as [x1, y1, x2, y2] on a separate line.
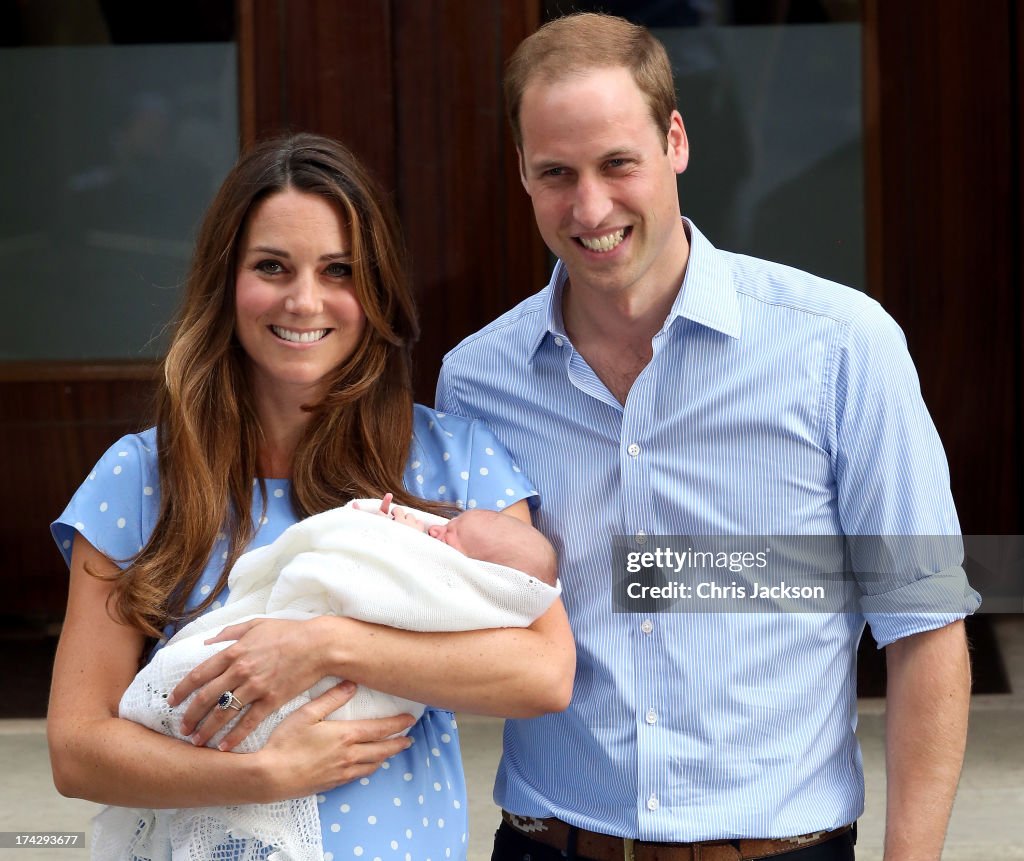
[436, 220, 980, 841]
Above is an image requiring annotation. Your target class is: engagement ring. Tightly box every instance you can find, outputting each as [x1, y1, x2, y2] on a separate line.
[217, 690, 245, 712]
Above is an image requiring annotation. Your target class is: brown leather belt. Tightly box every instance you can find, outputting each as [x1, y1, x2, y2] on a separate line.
[501, 810, 853, 861]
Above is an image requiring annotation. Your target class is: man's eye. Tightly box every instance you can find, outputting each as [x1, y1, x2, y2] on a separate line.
[255, 260, 284, 274]
[607, 158, 628, 169]
[543, 167, 566, 177]
[325, 262, 352, 278]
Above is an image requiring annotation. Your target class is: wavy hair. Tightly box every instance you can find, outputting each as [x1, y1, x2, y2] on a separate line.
[110, 133, 440, 637]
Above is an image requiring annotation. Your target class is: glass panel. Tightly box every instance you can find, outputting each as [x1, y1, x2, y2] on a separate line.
[543, 1, 865, 292]
[0, 2, 237, 361]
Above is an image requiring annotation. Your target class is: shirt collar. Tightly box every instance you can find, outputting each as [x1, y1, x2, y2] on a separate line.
[671, 219, 742, 340]
[527, 217, 741, 361]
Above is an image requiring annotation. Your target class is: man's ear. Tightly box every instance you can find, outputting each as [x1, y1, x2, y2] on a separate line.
[517, 147, 531, 193]
[667, 110, 689, 175]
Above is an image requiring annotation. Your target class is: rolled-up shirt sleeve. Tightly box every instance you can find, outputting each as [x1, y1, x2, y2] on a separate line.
[829, 303, 981, 647]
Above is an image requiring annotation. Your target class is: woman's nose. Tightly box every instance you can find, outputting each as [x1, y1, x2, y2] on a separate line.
[284, 271, 322, 315]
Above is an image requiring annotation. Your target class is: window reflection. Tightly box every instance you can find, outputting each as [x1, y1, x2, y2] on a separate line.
[0, 1, 236, 360]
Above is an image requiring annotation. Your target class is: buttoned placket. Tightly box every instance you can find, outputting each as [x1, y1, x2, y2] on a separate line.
[620, 325, 675, 836]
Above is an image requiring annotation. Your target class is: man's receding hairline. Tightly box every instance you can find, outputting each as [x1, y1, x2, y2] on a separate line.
[521, 60, 629, 93]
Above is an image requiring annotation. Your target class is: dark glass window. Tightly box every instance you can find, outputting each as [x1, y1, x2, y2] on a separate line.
[1, 1, 237, 360]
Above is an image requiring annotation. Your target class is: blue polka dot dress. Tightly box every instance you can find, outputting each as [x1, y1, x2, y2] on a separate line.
[52, 405, 537, 861]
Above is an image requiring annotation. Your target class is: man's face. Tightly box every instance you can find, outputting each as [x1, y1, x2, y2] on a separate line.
[517, 65, 689, 303]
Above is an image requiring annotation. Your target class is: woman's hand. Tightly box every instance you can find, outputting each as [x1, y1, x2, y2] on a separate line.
[170, 615, 342, 749]
[256, 683, 415, 799]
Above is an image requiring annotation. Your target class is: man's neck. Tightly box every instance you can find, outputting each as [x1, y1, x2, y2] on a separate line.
[560, 232, 690, 404]
[561, 221, 691, 351]
[562, 287, 674, 406]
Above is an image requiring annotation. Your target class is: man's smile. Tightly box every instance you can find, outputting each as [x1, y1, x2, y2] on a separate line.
[576, 227, 629, 253]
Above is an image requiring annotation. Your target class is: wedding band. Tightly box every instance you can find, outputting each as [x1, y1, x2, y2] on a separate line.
[217, 690, 245, 712]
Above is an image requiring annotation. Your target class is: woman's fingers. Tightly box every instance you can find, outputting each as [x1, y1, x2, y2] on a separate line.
[258, 687, 418, 794]
[306, 680, 358, 721]
[205, 619, 261, 645]
[216, 678, 358, 751]
[169, 649, 230, 712]
[175, 617, 319, 740]
[297, 683, 416, 740]
[168, 619, 261, 710]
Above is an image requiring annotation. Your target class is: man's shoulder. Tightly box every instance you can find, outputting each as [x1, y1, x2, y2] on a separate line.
[442, 288, 549, 364]
[722, 250, 887, 330]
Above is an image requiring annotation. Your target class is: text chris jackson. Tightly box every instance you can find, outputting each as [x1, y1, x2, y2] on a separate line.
[624, 580, 826, 600]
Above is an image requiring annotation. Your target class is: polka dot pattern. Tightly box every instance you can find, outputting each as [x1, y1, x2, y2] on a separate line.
[50, 407, 536, 858]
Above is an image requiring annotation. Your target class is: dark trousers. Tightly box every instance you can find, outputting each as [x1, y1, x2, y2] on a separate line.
[491, 821, 856, 861]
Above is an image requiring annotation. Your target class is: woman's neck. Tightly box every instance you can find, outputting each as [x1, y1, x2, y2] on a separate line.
[252, 389, 316, 479]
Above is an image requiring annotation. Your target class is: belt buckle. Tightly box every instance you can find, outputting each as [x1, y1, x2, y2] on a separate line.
[623, 837, 636, 861]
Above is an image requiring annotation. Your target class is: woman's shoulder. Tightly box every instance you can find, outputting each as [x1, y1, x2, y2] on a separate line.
[408, 404, 536, 510]
[410, 404, 499, 458]
[96, 427, 161, 484]
[83, 427, 160, 484]
[412, 403, 477, 438]
[113, 426, 159, 459]
[51, 427, 161, 568]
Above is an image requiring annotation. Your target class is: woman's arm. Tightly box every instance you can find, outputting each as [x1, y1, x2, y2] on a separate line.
[176, 500, 577, 751]
[48, 535, 414, 807]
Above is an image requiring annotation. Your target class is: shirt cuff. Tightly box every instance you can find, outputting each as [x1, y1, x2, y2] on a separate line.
[861, 564, 982, 647]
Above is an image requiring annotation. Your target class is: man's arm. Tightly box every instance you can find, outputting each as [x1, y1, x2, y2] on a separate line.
[883, 619, 971, 861]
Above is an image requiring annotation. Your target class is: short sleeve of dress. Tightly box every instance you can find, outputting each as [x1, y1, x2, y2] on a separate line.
[407, 405, 537, 511]
[51, 429, 160, 570]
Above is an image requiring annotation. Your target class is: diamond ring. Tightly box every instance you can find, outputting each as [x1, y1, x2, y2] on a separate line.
[217, 690, 245, 712]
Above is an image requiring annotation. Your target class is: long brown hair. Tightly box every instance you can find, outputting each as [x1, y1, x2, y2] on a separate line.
[111, 133, 439, 637]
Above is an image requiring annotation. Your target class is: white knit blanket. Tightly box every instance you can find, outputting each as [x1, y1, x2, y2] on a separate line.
[93, 502, 560, 861]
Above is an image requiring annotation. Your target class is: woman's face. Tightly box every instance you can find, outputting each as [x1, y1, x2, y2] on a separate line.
[234, 188, 367, 405]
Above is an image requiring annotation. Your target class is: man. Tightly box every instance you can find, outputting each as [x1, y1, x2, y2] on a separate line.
[437, 13, 979, 861]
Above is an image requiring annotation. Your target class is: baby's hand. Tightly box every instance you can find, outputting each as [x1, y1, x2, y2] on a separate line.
[354, 494, 429, 532]
[352, 493, 395, 518]
[390, 507, 430, 533]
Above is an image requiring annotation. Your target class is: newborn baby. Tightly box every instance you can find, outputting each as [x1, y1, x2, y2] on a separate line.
[95, 498, 560, 861]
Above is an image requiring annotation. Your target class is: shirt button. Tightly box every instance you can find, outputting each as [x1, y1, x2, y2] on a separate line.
[553, 336, 564, 347]
[640, 619, 654, 634]
[627, 443, 641, 457]
[647, 795, 659, 811]
[635, 530, 647, 545]
[645, 709, 658, 725]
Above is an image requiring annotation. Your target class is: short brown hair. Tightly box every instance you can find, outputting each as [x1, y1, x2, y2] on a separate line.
[504, 12, 677, 150]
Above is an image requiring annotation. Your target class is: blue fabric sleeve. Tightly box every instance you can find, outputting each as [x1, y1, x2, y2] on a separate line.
[829, 306, 981, 646]
[409, 406, 537, 511]
[50, 430, 160, 570]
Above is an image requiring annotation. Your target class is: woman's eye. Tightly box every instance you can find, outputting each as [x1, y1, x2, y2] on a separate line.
[325, 262, 352, 278]
[255, 260, 284, 275]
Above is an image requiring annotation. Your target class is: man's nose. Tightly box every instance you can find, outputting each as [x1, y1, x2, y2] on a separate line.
[572, 175, 613, 229]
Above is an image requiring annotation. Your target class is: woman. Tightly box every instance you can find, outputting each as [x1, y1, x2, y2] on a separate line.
[49, 133, 574, 860]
